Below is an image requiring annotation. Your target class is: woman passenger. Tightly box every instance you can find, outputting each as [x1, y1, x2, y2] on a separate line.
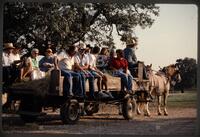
[110, 49, 133, 94]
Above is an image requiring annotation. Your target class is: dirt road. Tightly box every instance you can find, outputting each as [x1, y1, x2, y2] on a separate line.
[2, 104, 197, 135]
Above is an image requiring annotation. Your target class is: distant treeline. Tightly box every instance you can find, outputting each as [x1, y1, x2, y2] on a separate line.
[174, 57, 197, 92]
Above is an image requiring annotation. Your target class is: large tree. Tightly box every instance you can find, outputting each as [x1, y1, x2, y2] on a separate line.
[3, 2, 159, 54]
[174, 57, 197, 92]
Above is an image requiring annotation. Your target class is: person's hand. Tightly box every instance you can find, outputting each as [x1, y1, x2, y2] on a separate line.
[82, 70, 87, 74]
[43, 63, 48, 67]
[54, 66, 59, 70]
[43, 63, 53, 67]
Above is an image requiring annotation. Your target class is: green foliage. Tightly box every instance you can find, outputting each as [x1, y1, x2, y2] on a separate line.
[175, 57, 197, 90]
[3, 2, 159, 53]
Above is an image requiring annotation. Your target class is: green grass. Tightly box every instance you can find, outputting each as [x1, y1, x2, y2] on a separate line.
[167, 91, 197, 108]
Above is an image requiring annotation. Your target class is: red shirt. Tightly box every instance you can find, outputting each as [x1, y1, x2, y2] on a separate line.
[111, 57, 128, 70]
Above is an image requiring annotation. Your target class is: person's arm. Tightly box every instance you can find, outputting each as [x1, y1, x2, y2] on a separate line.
[39, 57, 44, 68]
[81, 64, 89, 70]
[22, 58, 32, 78]
[13, 60, 22, 65]
[81, 55, 90, 70]
[124, 59, 129, 74]
[131, 48, 137, 63]
[88, 61, 96, 70]
[124, 49, 131, 63]
[109, 59, 118, 71]
[53, 56, 59, 69]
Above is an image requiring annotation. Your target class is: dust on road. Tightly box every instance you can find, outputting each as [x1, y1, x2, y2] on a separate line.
[2, 104, 197, 135]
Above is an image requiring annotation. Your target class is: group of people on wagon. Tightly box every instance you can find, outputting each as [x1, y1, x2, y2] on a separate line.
[2, 37, 148, 100]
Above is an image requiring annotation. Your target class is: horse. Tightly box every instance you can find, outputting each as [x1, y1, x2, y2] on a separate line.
[136, 64, 181, 116]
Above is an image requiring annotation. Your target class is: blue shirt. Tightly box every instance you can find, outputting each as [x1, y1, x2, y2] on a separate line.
[39, 56, 55, 72]
[123, 47, 137, 66]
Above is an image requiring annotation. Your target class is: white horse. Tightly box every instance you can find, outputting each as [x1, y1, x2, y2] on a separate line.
[136, 64, 181, 116]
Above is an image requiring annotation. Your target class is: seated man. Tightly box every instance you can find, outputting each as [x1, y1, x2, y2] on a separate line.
[58, 45, 84, 98]
[123, 36, 148, 79]
[2, 43, 20, 89]
[74, 43, 95, 99]
[2, 43, 21, 111]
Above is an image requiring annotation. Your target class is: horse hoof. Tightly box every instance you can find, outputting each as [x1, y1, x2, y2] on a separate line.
[158, 113, 162, 116]
[137, 112, 142, 115]
[144, 113, 151, 117]
[164, 113, 168, 116]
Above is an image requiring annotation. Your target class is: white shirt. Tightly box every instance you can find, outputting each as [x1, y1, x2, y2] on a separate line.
[2, 52, 17, 67]
[75, 54, 90, 67]
[13, 54, 21, 61]
[55, 50, 67, 61]
[58, 53, 75, 71]
[88, 54, 97, 68]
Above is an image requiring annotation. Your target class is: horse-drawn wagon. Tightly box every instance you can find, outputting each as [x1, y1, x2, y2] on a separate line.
[2, 62, 152, 124]
[3, 69, 84, 124]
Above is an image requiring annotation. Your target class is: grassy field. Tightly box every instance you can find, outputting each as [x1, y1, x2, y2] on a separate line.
[167, 90, 197, 108]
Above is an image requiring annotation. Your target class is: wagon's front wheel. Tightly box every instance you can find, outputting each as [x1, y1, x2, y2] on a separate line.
[60, 99, 80, 124]
[122, 97, 136, 120]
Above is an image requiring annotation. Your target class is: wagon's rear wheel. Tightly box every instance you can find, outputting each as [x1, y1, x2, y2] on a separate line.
[60, 99, 80, 124]
[122, 97, 136, 120]
[19, 96, 42, 123]
[20, 114, 37, 123]
[84, 102, 99, 116]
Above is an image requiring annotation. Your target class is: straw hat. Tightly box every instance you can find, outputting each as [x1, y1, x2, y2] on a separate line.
[3, 43, 15, 50]
[79, 43, 86, 49]
[46, 48, 53, 53]
[73, 41, 86, 48]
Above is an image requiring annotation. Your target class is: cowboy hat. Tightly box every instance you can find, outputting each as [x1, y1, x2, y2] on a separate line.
[45, 48, 53, 53]
[126, 36, 138, 46]
[79, 43, 86, 49]
[3, 43, 15, 50]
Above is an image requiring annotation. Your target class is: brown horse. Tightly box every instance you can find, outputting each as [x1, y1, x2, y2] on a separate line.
[136, 64, 181, 116]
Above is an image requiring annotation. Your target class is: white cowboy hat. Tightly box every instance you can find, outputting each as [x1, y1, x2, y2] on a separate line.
[74, 42, 86, 49]
[3, 43, 15, 49]
[79, 43, 86, 49]
[31, 48, 39, 54]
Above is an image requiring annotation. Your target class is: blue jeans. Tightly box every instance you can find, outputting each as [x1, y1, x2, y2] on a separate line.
[79, 71, 95, 98]
[61, 70, 84, 97]
[113, 70, 133, 92]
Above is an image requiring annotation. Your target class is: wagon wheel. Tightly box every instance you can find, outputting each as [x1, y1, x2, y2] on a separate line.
[60, 99, 80, 124]
[84, 102, 99, 116]
[19, 96, 42, 123]
[122, 97, 136, 120]
[20, 114, 37, 123]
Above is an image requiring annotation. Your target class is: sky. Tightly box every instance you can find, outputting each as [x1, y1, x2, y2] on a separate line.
[114, 4, 198, 70]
